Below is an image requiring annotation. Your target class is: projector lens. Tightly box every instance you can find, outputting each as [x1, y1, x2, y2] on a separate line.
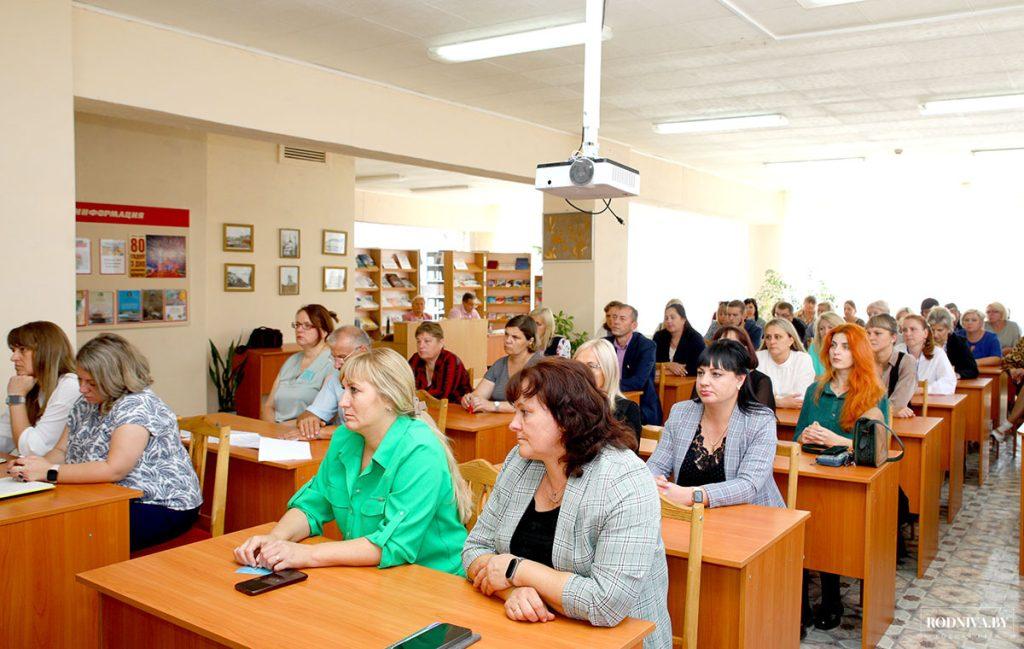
[569, 158, 594, 185]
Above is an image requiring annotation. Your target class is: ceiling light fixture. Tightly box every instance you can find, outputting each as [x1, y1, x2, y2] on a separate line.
[796, 0, 866, 8]
[971, 147, 1024, 157]
[409, 185, 470, 193]
[920, 93, 1024, 116]
[430, 24, 612, 63]
[653, 114, 788, 134]
[355, 173, 403, 183]
[763, 157, 865, 170]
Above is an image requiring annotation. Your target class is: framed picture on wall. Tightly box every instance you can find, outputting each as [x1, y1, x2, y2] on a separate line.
[279, 228, 300, 258]
[322, 266, 347, 291]
[224, 263, 255, 291]
[543, 212, 592, 261]
[322, 230, 347, 256]
[223, 223, 254, 252]
[279, 265, 300, 295]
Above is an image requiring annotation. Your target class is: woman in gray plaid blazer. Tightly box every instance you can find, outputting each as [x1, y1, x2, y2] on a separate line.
[647, 340, 785, 509]
[463, 358, 672, 649]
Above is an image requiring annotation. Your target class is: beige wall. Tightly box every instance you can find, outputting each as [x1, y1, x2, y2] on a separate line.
[355, 190, 499, 232]
[748, 223, 784, 298]
[0, 0, 77, 389]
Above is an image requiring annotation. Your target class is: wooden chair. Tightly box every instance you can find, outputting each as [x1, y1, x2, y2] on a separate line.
[657, 363, 669, 411]
[417, 390, 449, 432]
[623, 390, 643, 405]
[178, 416, 232, 537]
[458, 459, 499, 530]
[641, 425, 663, 443]
[467, 366, 476, 389]
[775, 440, 800, 509]
[660, 495, 704, 649]
[918, 380, 929, 417]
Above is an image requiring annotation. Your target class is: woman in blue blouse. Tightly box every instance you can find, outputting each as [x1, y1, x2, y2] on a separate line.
[962, 309, 1003, 367]
[262, 304, 338, 423]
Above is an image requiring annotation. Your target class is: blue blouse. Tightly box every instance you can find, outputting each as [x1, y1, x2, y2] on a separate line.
[965, 331, 1002, 360]
[273, 349, 338, 422]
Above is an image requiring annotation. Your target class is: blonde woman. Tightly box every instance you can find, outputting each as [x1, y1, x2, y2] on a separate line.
[235, 347, 471, 575]
[573, 339, 642, 440]
[1, 321, 80, 456]
[808, 312, 844, 376]
[757, 318, 816, 409]
[985, 302, 1021, 352]
[530, 307, 570, 358]
[961, 309, 1002, 366]
[8, 334, 202, 551]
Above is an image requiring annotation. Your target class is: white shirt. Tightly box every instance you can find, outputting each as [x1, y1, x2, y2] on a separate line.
[756, 350, 816, 398]
[0, 373, 81, 456]
[896, 344, 957, 395]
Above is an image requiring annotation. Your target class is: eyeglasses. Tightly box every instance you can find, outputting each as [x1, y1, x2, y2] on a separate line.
[291, 322, 315, 331]
[583, 362, 601, 370]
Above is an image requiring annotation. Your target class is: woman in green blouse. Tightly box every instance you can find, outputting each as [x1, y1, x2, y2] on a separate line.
[234, 347, 472, 575]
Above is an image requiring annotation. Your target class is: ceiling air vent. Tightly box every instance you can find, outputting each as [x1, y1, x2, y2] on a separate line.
[279, 145, 328, 164]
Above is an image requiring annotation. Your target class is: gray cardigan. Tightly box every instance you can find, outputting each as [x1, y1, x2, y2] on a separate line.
[463, 445, 672, 649]
[647, 400, 785, 509]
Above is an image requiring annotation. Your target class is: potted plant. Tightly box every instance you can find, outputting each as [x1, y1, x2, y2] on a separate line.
[553, 310, 590, 354]
[209, 337, 246, 413]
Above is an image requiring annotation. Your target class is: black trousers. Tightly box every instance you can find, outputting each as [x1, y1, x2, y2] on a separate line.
[129, 500, 200, 552]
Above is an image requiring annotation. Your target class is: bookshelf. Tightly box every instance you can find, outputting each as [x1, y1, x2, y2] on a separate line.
[354, 248, 419, 339]
[483, 252, 533, 331]
[534, 274, 543, 309]
[423, 250, 445, 321]
[443, 250, 486, 319]
[353, 247, 381, 339]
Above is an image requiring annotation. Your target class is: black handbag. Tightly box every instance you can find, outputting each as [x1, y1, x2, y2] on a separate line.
[852, 417, 904, 467]
[244, 327, 283, 349]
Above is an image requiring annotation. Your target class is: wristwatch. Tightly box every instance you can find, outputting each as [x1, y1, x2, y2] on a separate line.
[692, 488, 704, 504]
[46, 464, 59, 483]
[505, 556, 523, 583]
[493, 401, 500, 412]
[5, 395, 25, 406]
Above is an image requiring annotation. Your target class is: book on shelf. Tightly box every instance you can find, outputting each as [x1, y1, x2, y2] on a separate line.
[515, 257, 530, 270]
[355, 275, 378, 289]
[453, 260, 469, 270]
[358, 318, 379, 331]
[355, 295, 379, 309]
[356, 253, 375, 268]
[382, 256, 399, 270]
[385, 295, 412, 307]
[486, 260, 498, 270]
[386, 313, 405, 328]
[394, 253, 413, 270]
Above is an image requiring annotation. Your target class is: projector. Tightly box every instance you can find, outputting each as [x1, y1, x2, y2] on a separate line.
[535, 157, 639, 200]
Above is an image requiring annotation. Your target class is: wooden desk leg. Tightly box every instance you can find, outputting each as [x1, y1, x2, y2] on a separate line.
[947, 416, 964, 524]
[976, 388, 990, 486]
[916, 433, 940, 579]
[861, 464, 898, 649]
[1020, 431, 1023, 576]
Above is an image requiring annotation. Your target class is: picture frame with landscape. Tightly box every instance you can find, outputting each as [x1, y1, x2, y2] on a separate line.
[322, 266, 347, 292]
[223, 223, 254, 252]
[279, 228, 300, 258]
[322, 229, 347, 256]
[224, 263, 255, 291]
[279, 265, 300, 295]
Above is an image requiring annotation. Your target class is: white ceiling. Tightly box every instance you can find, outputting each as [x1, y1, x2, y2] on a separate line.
[354, 157, 535, 204]
[80, 0, 1024, 186]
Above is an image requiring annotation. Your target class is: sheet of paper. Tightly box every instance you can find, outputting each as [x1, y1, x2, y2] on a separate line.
[0, 477, 56, 500]
[236, 566, 272, 576]
[258, 437, 312, 462]
[182, 431, 262, 449]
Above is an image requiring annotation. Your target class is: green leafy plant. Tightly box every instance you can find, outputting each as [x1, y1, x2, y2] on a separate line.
[553, 310, 590, 353]
[754, 269, 793, 315]
[209, 337, 246, 413]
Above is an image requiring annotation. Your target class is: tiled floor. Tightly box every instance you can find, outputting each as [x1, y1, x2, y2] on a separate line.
[801, 442, 1023, 648]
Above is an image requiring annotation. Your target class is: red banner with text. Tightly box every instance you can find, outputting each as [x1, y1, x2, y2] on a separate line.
[75, 202, 190, 228]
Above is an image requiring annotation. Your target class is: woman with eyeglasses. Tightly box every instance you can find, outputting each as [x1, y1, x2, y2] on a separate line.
[262, 305, 338, 424]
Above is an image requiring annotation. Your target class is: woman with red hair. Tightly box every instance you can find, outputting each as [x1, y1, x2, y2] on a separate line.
[793, 324, 890, 633]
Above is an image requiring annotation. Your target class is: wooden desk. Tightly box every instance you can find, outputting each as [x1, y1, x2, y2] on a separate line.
[772, 454, 899, 649]
[978, 366, 1008, 429]
[654, 375, 696, 424]
[78, 525, 653, 649]
[232, 344, 300, 419]
[662, 505, 808, 648]
[444, 406, 515, 465]
[774, 409, 942, 579]
[955, 378, 993, 483]
[487, 333, 505, 365]
[190, 413, 332, 535]
[911, 392, 970, 497]
[1, 482, 140, 648]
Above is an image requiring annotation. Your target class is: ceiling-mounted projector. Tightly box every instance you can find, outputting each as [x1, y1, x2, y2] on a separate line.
[535, 157, 639, 199]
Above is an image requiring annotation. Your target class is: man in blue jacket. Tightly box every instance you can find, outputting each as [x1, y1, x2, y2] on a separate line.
[605, 303, 662, 425]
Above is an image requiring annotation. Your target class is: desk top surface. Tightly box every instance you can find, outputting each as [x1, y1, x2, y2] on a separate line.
[0, 481, 140, 527]
[78, 525, 654, 649]
[909, 393, 967, 408]
[662, 504, 809, 569]
[444, 406, 515, 432]
[955, 378, 993, 389]
[775, 408, 943, 438]
[977, 366, 1004, 377]
[194, 413, 329, 469]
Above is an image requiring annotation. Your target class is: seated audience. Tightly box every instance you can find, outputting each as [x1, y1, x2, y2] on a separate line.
[1, 321, 79, 456]
[985, 302, 1021, 352]
[796, 296, 817, 345]
[574, 339, 642, 441]
[652, 298, 682, 333]
[726, 299, 762, 348]
[773, 301, 808, 345]
[842, 300, 865, 327]
[757, 319, 816, 409]
[897, 315, 956, 395]
[652, 303, 705, 377]
[896, 307, 912, 322]
[711, 326, 776, 411]
[408, 322, 473, 403]
[648, 340, 784, 509]
[920, 298, 939, 320]
[866, 300, 890, 318]
[448, 292, 482, 320]
[9, 334, 202, 552]
[530, 307, 570, 358]
[463, 359, 671, 647]
[263, 305, 338, 424]
[866, 314, 918, 418]
[745, 297, 766, 329]
[606, 304, 661, 425]
[293, 326, 370, 440]
[961, 309, 1003, 366]
[993, 337, 1024, 441]
[794, 324, 889, 631]
[462, 315, 543, 414]
[927, 307, 978, 379]
[808, 312, 844, 377]
[946, 302, 966, 338]
[402, 296, 432, 321]
[704, 301, 728, 341]
[602, 300, 624, 335]
[236, 348, 469, 575]
[816, 301, 832, 317]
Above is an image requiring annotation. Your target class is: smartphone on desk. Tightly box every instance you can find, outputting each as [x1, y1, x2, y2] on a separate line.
[234, 569, 307, 596]
[386, 622, 479, 649]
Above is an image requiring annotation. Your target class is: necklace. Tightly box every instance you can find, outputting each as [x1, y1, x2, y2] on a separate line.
[545, 475, 565, 504]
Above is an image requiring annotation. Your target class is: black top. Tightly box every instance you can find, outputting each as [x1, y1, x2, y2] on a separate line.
[544, 335, 567, 357]
[945, 333, 979, 379]
[613, 395, 643, 443]
[652, 327, 706, 376]
[676, 425, 726, 487]
[509, 498, 560, 567]
[748, 370, 777, 412]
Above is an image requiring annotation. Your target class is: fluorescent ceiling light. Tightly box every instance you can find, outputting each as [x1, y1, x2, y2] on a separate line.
[410, 185, 470, 193]
[355, 173, 403, 183]
[763, 157, 865, 171]
[431, 24, 612, 63]
[971, 147, 1024, 158]
[653, 114, 787, 134]
[920, 94, 1024, 115]
[796, 0, 865, 8]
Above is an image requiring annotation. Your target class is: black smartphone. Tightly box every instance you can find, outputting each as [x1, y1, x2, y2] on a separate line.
[234, 569, 308, 596]
[802, 443, 847, 456]
[387, 622, 478, 649]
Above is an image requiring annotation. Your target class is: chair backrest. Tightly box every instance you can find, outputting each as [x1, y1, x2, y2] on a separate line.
[641, 425, 663, 442]
[416, 390, 449, 432]
[467, 366, 476, 388]
[623, 390, 642, 405]
[918, 379, 929, 416]
[660, 495, 704, 649]
[458, 459, 499, 530]
[775, 440, 800, 509]
[657, 363, 668, 409]
[177, 416, 231, 537]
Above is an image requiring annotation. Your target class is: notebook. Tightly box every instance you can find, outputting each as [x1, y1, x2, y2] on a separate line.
[0, 477, 56, 500]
